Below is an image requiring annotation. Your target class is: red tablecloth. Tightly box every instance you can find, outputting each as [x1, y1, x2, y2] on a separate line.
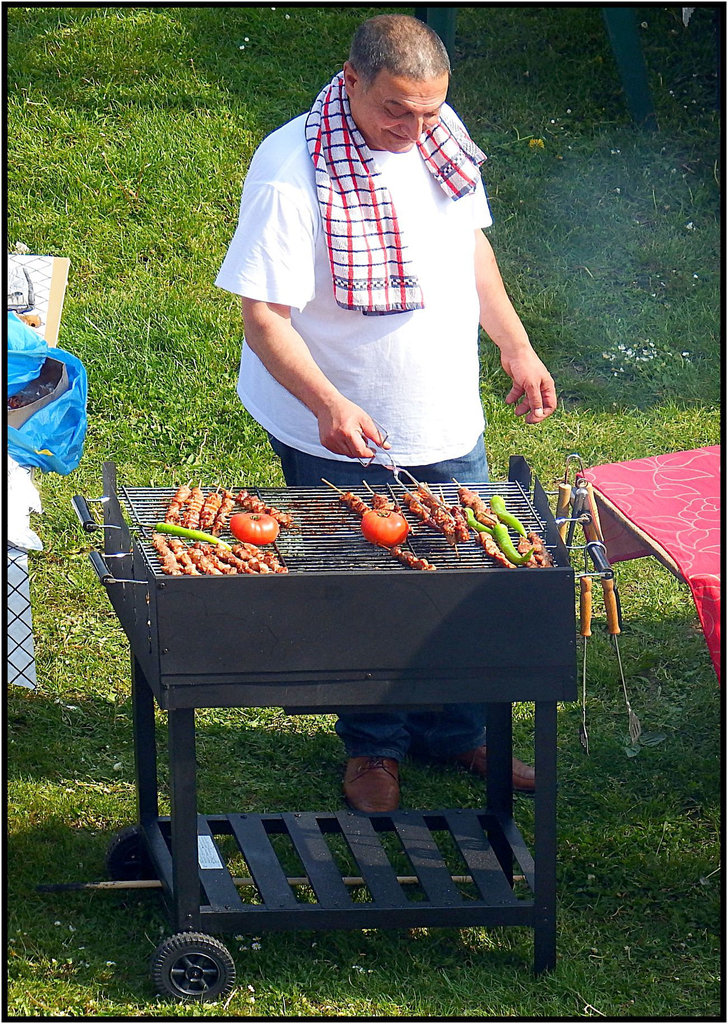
[584, 447, 721, 680]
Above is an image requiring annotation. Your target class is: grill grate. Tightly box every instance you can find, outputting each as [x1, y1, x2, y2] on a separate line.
[118, 481, 554, 577]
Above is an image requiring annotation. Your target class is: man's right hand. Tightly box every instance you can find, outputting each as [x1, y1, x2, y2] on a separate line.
[316, 397, 389, 459]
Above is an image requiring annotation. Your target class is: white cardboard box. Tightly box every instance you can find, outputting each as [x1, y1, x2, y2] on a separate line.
[7, 253, 70, 347]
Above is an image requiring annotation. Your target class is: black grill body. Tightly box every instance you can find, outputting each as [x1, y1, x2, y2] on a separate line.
[88, 457, 576, 985]
[102, 457, 576, 710]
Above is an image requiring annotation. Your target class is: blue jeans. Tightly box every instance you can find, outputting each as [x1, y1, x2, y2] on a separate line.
[268, 434, 489, 762]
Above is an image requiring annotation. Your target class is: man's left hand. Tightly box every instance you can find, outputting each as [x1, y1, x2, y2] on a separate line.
[501, 348, 557, 424]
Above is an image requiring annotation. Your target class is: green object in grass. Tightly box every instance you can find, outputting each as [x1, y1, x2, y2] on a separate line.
[154, 522, 231, 549]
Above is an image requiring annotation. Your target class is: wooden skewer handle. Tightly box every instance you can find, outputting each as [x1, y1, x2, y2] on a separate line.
[585, 483, 605, 542]
[580, 576, 592, 637]
[602, 577, 621, 635]
[556, 483, 572, 541]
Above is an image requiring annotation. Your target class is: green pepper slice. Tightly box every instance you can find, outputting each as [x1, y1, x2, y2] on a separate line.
[154, 522, 232, 549]
[490, 494, 527, 537]
[464, 507, 494, 535]
[492, 522, 533, 565]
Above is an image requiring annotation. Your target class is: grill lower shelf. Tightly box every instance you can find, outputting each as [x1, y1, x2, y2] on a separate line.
[143, 809, 536, 932]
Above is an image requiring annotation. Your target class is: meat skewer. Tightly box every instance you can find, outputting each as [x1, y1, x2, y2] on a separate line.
[151, 534, 184, 576]
[182, 486, 205, 531]
[189, 544, 237, 577]
[475, 530, 516, 569]
[520, 531, 554, 568]
[231, 542, 287, 574]
[362, 480, 403, 514]
[211, 490, 236, 536]
[199, 489, 223, 533]
[390, 545, 436, 571]
[322, 479, 372, 519]
[455, 482, 498, 529]
[435, 483, 470, 544]
[449, 505, 472, 544]
[402, 491, 457, 546]
[165, 484, 192, 525]
[166, 536, 202, 575]
[415, 483, 462, 542]
[322, 479, 436, 571]
[186, 545, 227, 575]
[235, 490, 295, 529]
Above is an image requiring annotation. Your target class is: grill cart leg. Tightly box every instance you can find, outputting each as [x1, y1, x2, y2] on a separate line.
[168, 708, 201, 932]
[533, 700, 557, 973]
[131, 655, 158, 824]
[485, 702, 514, 884]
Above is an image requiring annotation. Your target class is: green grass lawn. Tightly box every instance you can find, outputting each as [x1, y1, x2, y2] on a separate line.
[6, 5, 721, 1018]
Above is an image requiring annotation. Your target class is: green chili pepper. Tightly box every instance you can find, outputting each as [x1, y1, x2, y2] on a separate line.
[154, 522, 232, 549]
[464, 507, 494, 535]
[489, 494, 527, 537]
[492, 522, 533, 565]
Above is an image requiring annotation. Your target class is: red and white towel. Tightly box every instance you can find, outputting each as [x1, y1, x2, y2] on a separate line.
[305, 72, 486, 315]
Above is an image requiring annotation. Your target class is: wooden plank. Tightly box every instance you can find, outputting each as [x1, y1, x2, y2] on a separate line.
[45, 257, 70, 347]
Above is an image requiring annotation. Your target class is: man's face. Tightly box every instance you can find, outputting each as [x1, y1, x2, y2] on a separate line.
[343, 62, 449, 153]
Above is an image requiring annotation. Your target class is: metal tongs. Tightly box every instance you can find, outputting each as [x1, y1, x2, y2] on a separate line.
[356, 425, 422, 491]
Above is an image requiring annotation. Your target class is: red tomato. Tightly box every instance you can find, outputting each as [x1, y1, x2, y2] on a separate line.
[229, 512, 280, 545]
[360, 509, 410, 548]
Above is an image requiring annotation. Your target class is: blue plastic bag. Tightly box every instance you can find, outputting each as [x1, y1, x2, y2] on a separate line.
[7, 312, 88, 475]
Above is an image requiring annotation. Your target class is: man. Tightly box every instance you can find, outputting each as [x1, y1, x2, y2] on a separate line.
[216, 14, 556, 812]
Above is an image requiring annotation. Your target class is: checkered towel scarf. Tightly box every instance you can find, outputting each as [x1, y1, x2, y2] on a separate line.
[305, 72, 486, 315]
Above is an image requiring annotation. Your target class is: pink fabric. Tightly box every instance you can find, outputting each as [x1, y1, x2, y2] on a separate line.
[584, 447, 721, 680]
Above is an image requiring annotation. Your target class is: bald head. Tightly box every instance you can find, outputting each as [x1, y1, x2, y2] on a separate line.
[348, 14, 451, 87]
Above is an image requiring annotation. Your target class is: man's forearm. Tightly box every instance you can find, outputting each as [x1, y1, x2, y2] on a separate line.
[241, 298, 341, 418]
[240, 297, 385, 457]
[474, 230, 557, 422]
[474, 229, 531, 355]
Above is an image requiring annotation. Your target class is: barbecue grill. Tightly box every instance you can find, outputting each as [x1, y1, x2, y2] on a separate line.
[73, 456, 580, 1001]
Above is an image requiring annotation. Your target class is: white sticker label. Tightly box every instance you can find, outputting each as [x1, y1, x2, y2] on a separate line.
[197, 834, 224, 870]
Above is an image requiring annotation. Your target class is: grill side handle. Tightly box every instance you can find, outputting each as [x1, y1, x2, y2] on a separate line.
[89, 549, 115, 584]
[72, 494, 101, 533]
[88, 550, 147, 587]
[585, 540, 614, 580]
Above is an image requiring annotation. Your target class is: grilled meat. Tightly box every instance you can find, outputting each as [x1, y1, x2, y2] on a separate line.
[165, 484, 192, 525]
[390, 545, 437, 571]
[235, 490, 295, 529]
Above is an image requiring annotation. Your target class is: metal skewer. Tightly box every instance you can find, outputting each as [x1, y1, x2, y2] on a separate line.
[578, 475, 642, 746]
[579, 575, 592, 753]
[604, 577, 642, 744]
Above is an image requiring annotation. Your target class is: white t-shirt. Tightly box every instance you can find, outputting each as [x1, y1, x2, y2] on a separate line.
[216, 111, 492, 463]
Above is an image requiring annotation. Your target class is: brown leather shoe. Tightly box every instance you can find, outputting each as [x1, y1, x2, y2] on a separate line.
[343, 756, 400, 812]
[453, 746, 535, 794]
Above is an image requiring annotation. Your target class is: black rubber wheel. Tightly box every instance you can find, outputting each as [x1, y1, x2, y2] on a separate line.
[151, 931, 236, 1002]
[105, 825, 155, 881]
